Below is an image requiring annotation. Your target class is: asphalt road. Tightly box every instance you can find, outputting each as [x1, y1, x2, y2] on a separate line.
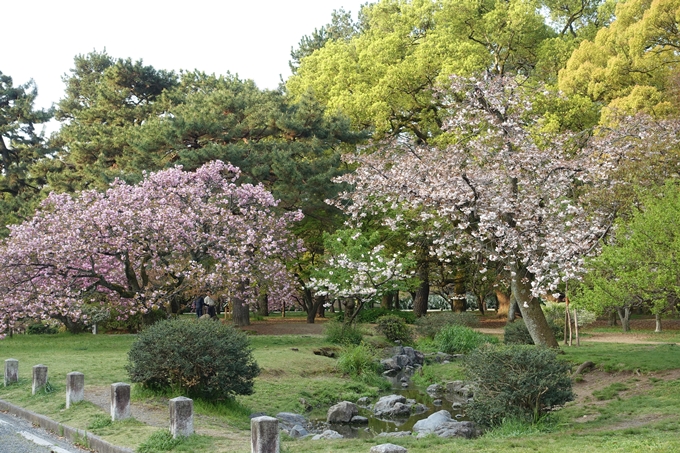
[0, 411, 85, 453]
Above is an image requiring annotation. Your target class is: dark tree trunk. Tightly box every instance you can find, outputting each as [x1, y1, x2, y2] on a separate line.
[453, 268, 466, 312]
[232, 296, 250, 327]
[617, 307, 631, 332]
[381, 292, 394, 310]
[507, 298, 520, 323]
[413, 263, 430, 317]
[511, 264, 559, 348]
[257, 293, 269, 317]
[608, 311, 618, 326]
[301, 289, 326, 323]
[316, 299, 326, 318]
[344, 299, 356, 323]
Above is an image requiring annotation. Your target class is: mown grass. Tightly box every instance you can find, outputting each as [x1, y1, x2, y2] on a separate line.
[1, 326, 680, 452]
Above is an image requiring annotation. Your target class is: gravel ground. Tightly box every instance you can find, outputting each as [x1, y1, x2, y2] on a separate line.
[0, 411, 86, 453]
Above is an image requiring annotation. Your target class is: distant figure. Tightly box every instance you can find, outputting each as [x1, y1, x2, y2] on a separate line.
[204, 293, 216, 318]
[194, 295, 205, 318]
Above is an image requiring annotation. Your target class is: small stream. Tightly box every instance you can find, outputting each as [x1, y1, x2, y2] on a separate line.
[314, 375, 470, 439]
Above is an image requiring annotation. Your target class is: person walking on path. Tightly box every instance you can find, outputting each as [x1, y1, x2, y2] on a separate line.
[204, 293, 217, 318]
[194, 294, 205, 318]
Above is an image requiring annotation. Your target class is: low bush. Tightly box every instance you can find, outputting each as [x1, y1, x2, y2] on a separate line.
[464, 345, 574, 427]
[434, 325, 498, 354]
[126, 319, 259, 400]
[27, 322, 59, 335]
[504, 319, 562, 345]
[355, 307, 416, 324]
[336, 343, 380, 377]
[375, 315, 413, 344]
[324, 320, 364, 345]
[415, 311, 480, 339]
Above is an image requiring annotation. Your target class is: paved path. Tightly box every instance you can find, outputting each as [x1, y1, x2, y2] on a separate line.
[0, 411, 85, 453]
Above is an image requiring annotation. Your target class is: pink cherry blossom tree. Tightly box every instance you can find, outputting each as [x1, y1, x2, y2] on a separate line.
[334, 76, 617, 347]
[0, 160, 303, 336]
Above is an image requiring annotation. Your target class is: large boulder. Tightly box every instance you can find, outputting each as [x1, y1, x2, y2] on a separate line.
[373, 395, 413, 418]
[327, 401, 359, 423]
[446, 380, 474, 398]
[412, 410, 480, 439]
[275, 412, 307, 431]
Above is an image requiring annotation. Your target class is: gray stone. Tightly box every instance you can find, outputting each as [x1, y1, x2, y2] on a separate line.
[370, 443, 408, 453]
[110, 382, 131, 421]
[412, 403, 428, 415]
[381, 357, 401, 371]
[32, 364, 47, 395]
[327, 401, 358, 423]
[66, 372, 84, 408]
[170, 396, 193, 438]
[350, 415, 369, 424]
[357, 396, 371, 407]
[377, 431, 412, 438]
[288, 424, 308, 439]
[426, 383, 444, 397]
[446, 380, 474, 398]
[412, 410, 480, 439]
[4, 359, 18, 386]
[251, 416, 279, 453]
[373, 395, 407, 417]
[275, 412, 307, 430]
[433, 399, 443, 406]
[311, 429, 343, 440]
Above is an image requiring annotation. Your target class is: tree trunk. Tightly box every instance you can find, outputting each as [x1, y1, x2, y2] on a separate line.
[316, 299, 326, 318]
[608, 311, 617, 326]
[413, 262, 430, 317]
[453, 268, 466, 312]
[496, 290, 510, 317]
[344, 299, 356, 323]
[655, 313, 662, 333]
[232, 295, 250, 327]
[511, 264, 559, 348]
[616, 306, 631, 332]
[257, 293, 269, 317]
[507, 298, 520, 324]
[381, 292, 394, 310]
[301, 289, 326, 324]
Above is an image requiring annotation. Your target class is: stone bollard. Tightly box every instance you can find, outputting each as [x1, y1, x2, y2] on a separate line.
[111, 382, 131, 421]
[251, 416, 280, 453]
[66, 372, 84, 408]
[4, 359, 18, 386]
[169, 397, 193, 438]
[32, 364, 48, 395]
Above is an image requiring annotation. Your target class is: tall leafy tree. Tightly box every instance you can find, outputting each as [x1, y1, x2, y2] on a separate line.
[0, 71, 53, 233]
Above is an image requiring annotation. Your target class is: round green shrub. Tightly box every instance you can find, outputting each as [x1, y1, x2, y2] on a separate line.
[27, 321, 59, 335]
[415, 311, 480, 339]
[126, 319, 259, 399]
[375, 314, 413, 344]
[503, 319, 562, 345]
[434, 324, 498, 354]
[464, 345, 574, 427]
[355, 307, 417, 324]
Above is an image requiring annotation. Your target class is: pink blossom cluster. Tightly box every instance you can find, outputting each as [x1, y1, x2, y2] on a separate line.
[0, 160, 303, 337]
[333, 76, 624, 297]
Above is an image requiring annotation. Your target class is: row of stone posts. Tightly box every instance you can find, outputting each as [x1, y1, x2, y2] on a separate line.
[6, 359, 283, 451]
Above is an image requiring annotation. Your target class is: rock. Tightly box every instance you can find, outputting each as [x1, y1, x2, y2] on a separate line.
[327, 401, 358, 423]
[412, 403, 428, 414]
[350, 415, 369, 424]
[370, 443, 409, 453]
[357, 396, 371, 407]
[401, 382, 409, 388]
[288, 424, 308, 439]
[249, 412, 267, 419]
[446, 380, 474, 398]
[433, 399, 442, 406]
[383, 369, 400, 377]
[377, 431, 412, 438]
[452, 402, 463, 409]
[312, 429, 343, 440]
[313, 347, 339, 358]
[402, 347, 425, 366]
[275, 412, 307, 430]
[426, 383, 445, 397]
[373, 395, 414, 418]
[412, 410, 480, 439]
[381, 357, 402, 372]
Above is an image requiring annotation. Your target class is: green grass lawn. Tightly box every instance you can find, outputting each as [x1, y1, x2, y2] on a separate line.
[1, 328, 680, 452]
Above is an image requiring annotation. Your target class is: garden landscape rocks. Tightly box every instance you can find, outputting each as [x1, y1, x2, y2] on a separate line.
[412, 410, 480, 439]
[381, 347, 424, 376]
[370, 443, 408, 453]
[311, 429, 344, 440]
[275, 412, 308, 431]
[288, 424, 309, 439]
[373, 395, 412, 419]
[446, 380, 474, 399]
[327, 401, 358, 423]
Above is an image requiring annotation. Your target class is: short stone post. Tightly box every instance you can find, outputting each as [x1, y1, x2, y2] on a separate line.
[66, 372, 84, 408]
[32, 364, 48, 395]
[169, 396, 193, 438]
[111, 382, 131, 421]
[251, 416, 280, 453]
[4, 359, 18, 386]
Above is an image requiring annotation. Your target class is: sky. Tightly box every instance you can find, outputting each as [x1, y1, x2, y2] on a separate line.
[3, 0, 368, 111]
